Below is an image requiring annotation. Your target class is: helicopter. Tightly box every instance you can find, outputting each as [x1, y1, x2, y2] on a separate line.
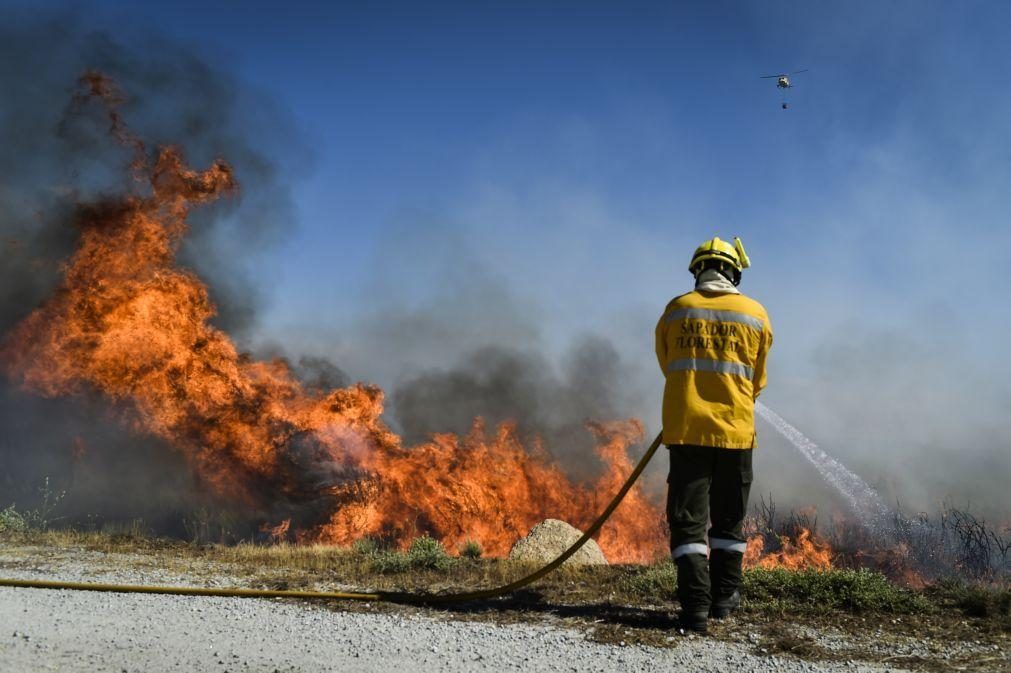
[760, 69, 808, 109]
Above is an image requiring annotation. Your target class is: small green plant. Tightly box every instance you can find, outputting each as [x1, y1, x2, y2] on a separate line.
[620, 560, 678, 598]
[0, 505, 29, 533]
[31, 477, 66, 529]
[0, 477, 67, 533]
[406, 535, 453, 571]
[459, 539, 483, 560]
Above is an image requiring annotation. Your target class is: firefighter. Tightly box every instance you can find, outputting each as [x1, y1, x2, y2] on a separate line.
[655, 236, 773, 634]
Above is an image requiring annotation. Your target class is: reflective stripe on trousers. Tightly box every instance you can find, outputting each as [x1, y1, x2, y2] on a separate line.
[671, 542, 709, 559]
[665, 357, 754, 380]
[709, 537, 747, 554]
[672, 539, 747, 559]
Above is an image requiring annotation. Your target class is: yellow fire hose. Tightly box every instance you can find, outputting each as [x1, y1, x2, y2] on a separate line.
[0, 432, 663, 605]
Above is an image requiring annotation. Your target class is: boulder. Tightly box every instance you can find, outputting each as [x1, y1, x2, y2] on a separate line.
[507, 518, 607, 566]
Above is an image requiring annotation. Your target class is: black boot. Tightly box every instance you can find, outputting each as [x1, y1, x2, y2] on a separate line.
[675, 553, 711, 633]
[709, 549, 743, 619]
[677, 609, 710, 634]
[710, 590, 740, 619]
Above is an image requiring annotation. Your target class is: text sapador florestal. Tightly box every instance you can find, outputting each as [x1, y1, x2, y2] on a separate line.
[675, 321, 742, 352]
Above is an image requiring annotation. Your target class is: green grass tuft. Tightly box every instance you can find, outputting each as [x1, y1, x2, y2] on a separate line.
[620, 560, 678, 599]
[930, 579, 1011, 628]
[361, 535, 455, 574]
[743, 567, 933, 614]
[368, 549, 412, 574]
[957, 587, 1006, 618]
[406, 535, 454, 571]
[351, 537, 380, 557]
[459, 539, 483, 560]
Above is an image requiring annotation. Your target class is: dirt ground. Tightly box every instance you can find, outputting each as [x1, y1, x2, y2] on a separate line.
[0, 536, 1007, 672]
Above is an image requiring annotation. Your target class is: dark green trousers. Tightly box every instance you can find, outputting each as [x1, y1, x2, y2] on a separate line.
[667, 444, 753, 613]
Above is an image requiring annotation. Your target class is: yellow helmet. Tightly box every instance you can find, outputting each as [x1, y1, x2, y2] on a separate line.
[689, 236, 751, 280]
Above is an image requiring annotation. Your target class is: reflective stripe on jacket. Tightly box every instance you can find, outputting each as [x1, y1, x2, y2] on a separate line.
[655, 290, 772, 448]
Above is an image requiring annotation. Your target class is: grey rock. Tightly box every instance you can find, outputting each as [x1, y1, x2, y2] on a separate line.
[507, 519, 607, 566]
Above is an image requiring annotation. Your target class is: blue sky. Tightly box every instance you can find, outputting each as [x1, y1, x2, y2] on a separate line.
[72, 0, 1006, 336]
[14, 1, 1011, 511]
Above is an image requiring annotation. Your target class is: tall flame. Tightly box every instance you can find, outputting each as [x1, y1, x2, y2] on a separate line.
[0, 74, 669, 562]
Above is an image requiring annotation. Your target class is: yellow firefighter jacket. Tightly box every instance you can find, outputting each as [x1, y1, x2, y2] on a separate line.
[655, 290, 772, 448]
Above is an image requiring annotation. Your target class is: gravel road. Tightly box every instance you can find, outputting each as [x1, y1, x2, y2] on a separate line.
[1, 583, 909, 673]
[0, 547, 924, 673]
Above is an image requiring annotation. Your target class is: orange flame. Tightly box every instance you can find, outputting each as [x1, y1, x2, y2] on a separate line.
[744, 528, 833, 570]
[262, 519, 292, 542]
[0, 74, 668, 562]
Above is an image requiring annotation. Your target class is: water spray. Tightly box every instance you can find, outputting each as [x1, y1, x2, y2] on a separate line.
[756, 402, 891, 529]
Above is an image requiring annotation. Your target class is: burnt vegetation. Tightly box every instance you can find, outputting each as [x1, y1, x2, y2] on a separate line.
[746, 495, 1010, 585]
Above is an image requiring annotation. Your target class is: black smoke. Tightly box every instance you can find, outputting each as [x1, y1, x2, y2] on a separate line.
[0, 7, 310, 527]
[0, 8, 651, 534]
[392, 336, 644, 479]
